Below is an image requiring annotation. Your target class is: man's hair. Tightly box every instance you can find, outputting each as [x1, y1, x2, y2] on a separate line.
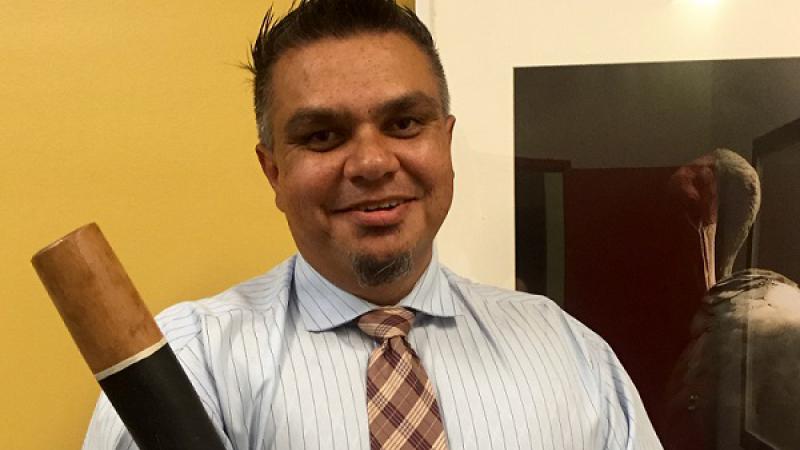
[246, 0, 449, 146]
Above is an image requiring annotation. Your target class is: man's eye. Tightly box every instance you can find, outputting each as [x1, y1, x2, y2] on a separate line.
[309, 130, 334, 143]
[304, 130, 342, 151]
[388, 118, 422, 137]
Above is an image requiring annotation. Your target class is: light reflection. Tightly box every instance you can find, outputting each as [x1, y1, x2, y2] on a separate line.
[690, 0, 720, 6]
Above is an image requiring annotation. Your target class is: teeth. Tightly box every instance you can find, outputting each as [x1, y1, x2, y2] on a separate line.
[361, 200, 401, 212]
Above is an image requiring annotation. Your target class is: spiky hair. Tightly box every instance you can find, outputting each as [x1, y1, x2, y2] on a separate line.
[244, 0, 449, 146]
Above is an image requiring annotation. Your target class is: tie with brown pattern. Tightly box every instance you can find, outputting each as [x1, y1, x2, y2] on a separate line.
[357, 307, 448, 450]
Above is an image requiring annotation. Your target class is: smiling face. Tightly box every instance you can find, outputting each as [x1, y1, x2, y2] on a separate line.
[257, 32, 455, 304]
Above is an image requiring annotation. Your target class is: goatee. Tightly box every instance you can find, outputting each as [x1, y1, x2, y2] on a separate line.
[350, 251, 413, 287]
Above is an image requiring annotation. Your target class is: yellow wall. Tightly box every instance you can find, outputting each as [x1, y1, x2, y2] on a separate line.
[1, 1, 415, 447]
[6, 1, 369, 448]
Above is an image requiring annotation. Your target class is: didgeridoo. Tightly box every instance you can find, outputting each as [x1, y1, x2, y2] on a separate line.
[32, 223, 225, 450]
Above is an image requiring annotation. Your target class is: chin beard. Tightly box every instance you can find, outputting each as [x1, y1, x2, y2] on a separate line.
[350, 251, 413, 288]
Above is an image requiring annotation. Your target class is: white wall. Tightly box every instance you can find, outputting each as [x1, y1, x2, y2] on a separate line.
[421, 0, 800, 289]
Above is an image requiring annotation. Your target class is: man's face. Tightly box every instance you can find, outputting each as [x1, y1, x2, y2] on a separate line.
[258, 32, 455, 300]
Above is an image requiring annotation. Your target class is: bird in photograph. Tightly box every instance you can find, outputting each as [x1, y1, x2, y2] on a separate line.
[664, 149, 800, 450]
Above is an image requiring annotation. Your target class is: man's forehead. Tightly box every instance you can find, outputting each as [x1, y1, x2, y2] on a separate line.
[270, 32, 440, 118]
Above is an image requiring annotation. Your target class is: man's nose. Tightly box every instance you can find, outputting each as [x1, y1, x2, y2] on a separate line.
[343, 128, 400, 183]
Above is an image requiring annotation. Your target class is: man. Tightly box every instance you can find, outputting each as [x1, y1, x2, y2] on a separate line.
[85, 0, 662, 449]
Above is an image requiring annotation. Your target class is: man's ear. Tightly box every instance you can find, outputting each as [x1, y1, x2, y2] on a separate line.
[256, 143, 285, 211]
[445, 115, 456, 180]
[256, 143, 279, 187]
[445, 114, 456, 146]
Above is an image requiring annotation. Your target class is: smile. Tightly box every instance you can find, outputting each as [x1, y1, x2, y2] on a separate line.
[338, 197, 414, 213]
[337, 198, 415, 227]
[358, 200, 404, 212]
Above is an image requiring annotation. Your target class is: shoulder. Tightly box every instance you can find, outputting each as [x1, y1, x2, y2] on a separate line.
[445, 267, 555, 310]
[442, 266, 613, 371]
[441, 267, 661, 447]
[154, 255, 296, 352]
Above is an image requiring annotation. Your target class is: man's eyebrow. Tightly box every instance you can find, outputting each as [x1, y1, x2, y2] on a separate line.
[284, 108, 353, 134]
[374, 92, 441, 118]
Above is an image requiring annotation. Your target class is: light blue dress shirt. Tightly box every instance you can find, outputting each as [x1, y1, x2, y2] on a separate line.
[84, 254, 662, 449]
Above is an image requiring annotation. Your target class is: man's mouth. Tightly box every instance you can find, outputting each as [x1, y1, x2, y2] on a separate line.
[356, 200, 405, 212]
[336, 198, 414, 227]
[338, 198, 412, 213]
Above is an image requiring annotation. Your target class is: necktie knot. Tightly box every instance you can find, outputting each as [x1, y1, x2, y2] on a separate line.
[356, 307, 415, 341]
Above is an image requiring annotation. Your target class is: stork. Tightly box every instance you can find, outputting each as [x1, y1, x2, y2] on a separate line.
[663, 149, 800, 450]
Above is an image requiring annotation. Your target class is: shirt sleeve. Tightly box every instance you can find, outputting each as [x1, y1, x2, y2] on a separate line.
[587, 334, 664, 450]
[82, 393, 137, 450]
[81, 345, 233, 450]
[82, 303, 233, 450]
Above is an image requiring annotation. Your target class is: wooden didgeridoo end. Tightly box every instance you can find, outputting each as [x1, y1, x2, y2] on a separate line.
[32, 223, 226, 450]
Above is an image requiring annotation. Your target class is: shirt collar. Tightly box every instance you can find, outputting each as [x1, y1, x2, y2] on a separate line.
[292, 250, 462, 332]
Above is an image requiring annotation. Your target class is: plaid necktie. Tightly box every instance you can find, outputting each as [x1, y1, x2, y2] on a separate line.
[357, 307, 448, 450]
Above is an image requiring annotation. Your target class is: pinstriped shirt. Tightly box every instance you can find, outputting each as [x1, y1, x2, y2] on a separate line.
[83, 254, 662, 450]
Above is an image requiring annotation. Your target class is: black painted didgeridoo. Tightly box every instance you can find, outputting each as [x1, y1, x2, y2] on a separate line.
[32, 223, 226, 450]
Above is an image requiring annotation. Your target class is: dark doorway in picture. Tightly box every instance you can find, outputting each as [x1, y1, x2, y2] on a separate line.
[749, 118, 800, 282]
